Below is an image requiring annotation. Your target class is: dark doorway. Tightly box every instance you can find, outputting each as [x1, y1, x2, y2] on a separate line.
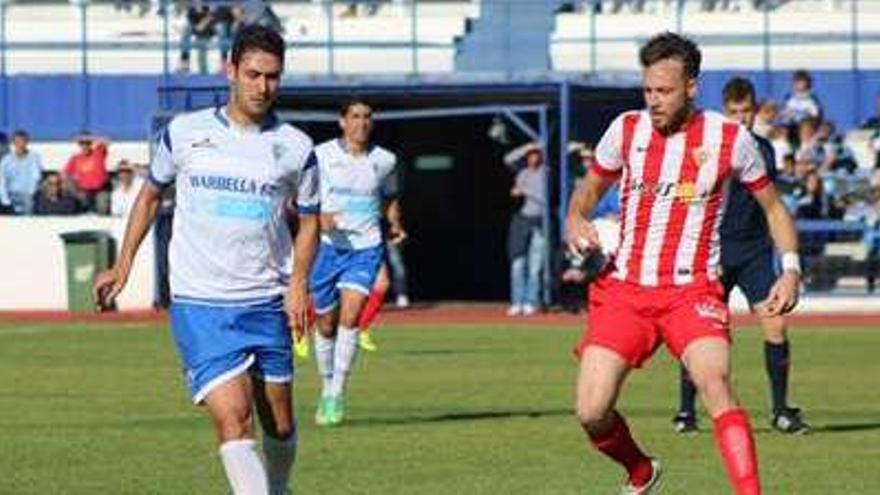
[300, 115, 515, 302]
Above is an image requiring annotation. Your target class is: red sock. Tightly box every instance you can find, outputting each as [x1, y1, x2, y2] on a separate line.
[358, 288, 386, 331]
[586, 411, 654, 487]
[713, 409, 761, 495]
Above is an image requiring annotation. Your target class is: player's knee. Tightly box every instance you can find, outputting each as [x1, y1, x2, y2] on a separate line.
[265, 421, 294, 441]
[215, 409, 254, 441]
[762, 316, 787, 343]
[575, 401, 610, 431]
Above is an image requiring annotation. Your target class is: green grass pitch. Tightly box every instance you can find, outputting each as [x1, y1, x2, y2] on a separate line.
[0, 321, 878, 493]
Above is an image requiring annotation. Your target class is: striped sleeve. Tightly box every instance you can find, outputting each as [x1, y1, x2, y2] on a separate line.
[149, 125, 176, 188]
[591, 113, 626, 177]
[296, 150, 320, 214]
[733, 127, 770, 193]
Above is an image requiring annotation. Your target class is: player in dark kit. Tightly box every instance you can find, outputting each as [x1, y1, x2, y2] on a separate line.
[673, 77, 809, 435]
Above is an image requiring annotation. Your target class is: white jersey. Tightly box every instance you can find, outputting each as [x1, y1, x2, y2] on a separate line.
[314, 139, 398, 250]
[149, 106, 320, 304]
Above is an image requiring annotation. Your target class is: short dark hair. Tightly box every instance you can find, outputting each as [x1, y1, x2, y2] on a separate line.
[639, 32, 701, 79]
[722, 77, 756, 105]
[339, 97, 372, 117]
[231, 24, 285, 67]
[12, 129, 28, 140]
[793, 69, 812, 87]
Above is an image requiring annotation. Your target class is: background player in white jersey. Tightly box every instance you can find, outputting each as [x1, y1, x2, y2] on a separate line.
[93, 25, 319, 495]
[310, 98, 404, 426]
[567, 33, 799, 494]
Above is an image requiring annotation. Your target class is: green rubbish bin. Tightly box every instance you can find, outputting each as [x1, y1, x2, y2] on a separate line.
[59, 231, 116, 312]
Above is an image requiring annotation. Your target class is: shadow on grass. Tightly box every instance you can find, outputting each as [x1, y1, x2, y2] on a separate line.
[810, 422, 880, 433]
[345, 408, 572, 427]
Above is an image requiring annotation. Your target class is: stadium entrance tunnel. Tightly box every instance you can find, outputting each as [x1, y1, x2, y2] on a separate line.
[155, 79, 641, 302]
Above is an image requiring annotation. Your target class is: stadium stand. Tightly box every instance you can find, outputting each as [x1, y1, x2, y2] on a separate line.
[2, 0, 476, 74]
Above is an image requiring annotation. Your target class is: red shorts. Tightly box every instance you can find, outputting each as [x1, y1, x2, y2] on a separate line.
[574, 275, 731, 367]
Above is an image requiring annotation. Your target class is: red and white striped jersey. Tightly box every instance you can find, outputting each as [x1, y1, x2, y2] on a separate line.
[591, 109, 771, 287]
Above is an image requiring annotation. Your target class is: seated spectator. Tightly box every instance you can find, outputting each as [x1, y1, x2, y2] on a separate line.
[781, 69, 823, 135]
[794, 117, 823, 164]
[34, 173, 80, 215]
[768, 124, 792, 171]
[0, 131, 8, 159]
[235, 0, 284, 33]
[816, 120, 858, 174]
[111, 160, 144, 217]
[0, 130, 43, 215]
[796, 171, 843, 219]
[63, 132, 110, 214]
[178, 1, 222, 74]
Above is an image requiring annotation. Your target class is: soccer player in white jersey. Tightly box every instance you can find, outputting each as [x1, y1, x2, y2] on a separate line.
[93, 25, 319, 495]
[309, 98, 404, 426]
[566, 33, 800, 494]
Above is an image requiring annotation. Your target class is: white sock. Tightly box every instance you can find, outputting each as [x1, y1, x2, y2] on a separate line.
[329, 326, 359, 397]
[314, 331, 335, 398]
[262, 430, 297, 495]
[219, 439, 269, 495]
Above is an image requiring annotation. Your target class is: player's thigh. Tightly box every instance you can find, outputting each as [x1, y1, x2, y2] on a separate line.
[337, 246, 384, 325]
[310, 243, 343, 316]
[660, 282, 731, 362]
[680, 336, 737, 416]
[575, 345, 631, 424]
[169, 302, 261, 405]
[203, 373, 255, 442]
[577, 276, 660, 369]
[253, 378, 294, 439]
[736, 251, 778, 309]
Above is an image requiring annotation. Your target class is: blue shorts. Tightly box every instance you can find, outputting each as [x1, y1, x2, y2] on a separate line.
[310, 242, 384, 314]
[721, 249, 779, 306]
[168, 297, 292, 404]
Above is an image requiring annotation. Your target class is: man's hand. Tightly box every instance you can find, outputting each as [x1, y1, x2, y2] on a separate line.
[388, 223, 407, 245]
[319, 213, 337, 231]
[758, 271, 800, 317]
[92, 266, 130, 311]
[565, 213, 600, 258]
[286, 280, 312, 342]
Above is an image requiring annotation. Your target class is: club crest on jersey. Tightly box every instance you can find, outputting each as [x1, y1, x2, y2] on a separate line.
[694, 301, 729, 326]
[272, 143, 287, 161]
[692, 147, 711, 168]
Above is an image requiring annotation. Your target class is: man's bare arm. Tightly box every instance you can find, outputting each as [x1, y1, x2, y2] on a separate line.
[565, 171, 618, 253]
[753, 183, 801, 315]
[92, 182, 163, 307]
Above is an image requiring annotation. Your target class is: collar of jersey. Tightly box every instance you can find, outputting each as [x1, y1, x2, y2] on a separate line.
[335, 138, 375, 157]
[214, 105, 279, 134]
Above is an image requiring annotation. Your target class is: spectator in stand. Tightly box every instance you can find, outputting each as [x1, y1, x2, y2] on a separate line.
[0, 130, 43, 215]
[0, 131, 8, 159]
[505, 141, 548, 316]
[776, 153, 799, 208]
[781, 70, 823, 133]
[796, 171, 843, 219]
[63, 132, 109, 214]
[862, 94, 880, 169]
[178, 1, 221, 74]
[794, 117, 822, 165]
[816, 120, 858, 174]
[110, 160, 144, 218]
[768, 124, 792, 171]
[235, 0, 284, 33]
[34, 172, 80, 216]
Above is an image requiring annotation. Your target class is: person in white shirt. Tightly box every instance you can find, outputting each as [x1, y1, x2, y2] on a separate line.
[94, 25, 319, 495]
[110, 160, 144, 218]
[309, 98, 405, 427]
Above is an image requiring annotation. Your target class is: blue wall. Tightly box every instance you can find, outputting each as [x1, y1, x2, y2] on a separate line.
[2, 70, 879, 141]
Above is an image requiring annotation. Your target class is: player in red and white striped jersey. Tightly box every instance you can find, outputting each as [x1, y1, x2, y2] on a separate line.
[567, 33, 799, 495]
